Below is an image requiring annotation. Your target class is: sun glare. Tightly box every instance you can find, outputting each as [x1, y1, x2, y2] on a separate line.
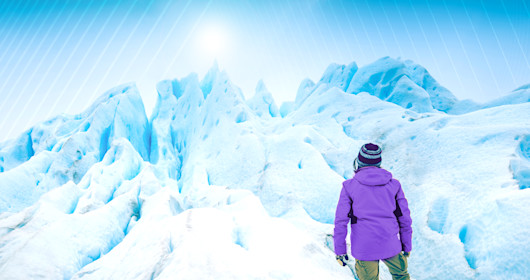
[199, 25, 228, 56]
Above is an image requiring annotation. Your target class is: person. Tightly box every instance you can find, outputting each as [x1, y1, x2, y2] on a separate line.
[333, 143, 412, 280]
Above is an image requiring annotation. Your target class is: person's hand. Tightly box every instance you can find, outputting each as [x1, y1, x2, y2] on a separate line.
[336, 254, 349, 266]
[403, 251, 411, 257]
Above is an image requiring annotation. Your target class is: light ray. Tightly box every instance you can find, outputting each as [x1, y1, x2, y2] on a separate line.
[2, 0, 72, 127]
[160, 0, 213, 78]
[138, 0, 195, 81]
[405, 0, 445, 81]
[0, 0, 50, 89]
[54, 0, 137, 116]
[479, 0, 518, 88]
[392, 0, 421, 62]
[424, 0, 467, 95]
[3, 0, 104, 139]
[338, 0, 367, 61]
[500, 0, 530, 72]
[442, 0, 484, 96]
[0, 0, 36, 62]
[458, 0, 502, 95]
[0, 0, 27, 47]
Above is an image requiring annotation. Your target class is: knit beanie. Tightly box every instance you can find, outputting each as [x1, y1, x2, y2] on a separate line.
[354, 143, 382, 170]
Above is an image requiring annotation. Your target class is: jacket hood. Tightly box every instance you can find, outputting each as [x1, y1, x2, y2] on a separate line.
[354, 166, 392, 186]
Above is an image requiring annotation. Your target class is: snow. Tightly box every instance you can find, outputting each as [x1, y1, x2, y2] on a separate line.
[450, 84, 530, 114]
[318, 62, 358, 92]
[0, 84, 149, 213]
[511, 135, 530, 189]
[1, 58, 530, 279]
[247, 80, 280, 119]
[345, 57, 457, 113]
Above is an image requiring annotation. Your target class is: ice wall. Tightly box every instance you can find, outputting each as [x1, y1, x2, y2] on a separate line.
[1, 58, 529, 279]
[0, 84, 149, 213]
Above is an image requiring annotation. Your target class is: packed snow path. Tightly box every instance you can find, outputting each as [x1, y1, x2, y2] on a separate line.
[1, 57, 529, 279]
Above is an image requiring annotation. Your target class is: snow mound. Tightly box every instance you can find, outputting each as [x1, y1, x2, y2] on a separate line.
[1, 59, 530, 279]
[482, 85, 530, 109]
[450, 84, 530, 114]
[314, 57, 458, 113]
[247, 80, 280, 119]
[0, 84, 149, 213]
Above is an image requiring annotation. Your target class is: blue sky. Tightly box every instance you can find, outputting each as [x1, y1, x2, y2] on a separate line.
[0, 0, 529, 142]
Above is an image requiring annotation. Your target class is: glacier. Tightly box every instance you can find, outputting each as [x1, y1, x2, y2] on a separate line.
[0, 57, 529, 279]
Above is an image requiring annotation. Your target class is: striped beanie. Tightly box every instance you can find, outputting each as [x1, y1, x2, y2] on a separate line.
[355, 143, 382, 169]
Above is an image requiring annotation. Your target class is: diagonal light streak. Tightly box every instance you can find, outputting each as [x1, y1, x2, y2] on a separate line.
[405, 0, 444, 79]
[0, 0, 48, 83]
[457, 0, 502, 95]
[137, 0, 194, 79]
[362, 0, 391, 56]
[392, 0, 421, 62]
[442, 0, 484, 95]
[479, 0, 518, 87]
[0, 1, 29, 100]
[521, 1, 530, 28]
[423, 0, 467, 96]
[288, 1, 324, 82]
[0, 0, 61, 122]
[350, 0, 377, 58]
[500, 0, 530, 72]
[46, 0, 137, 118]
[23, 0, 108, 113]
[273, 1, 310, 94]
[231, 0, 272, 99]
[0, 0, 49, 139]
[0, 0, 26, 45]
[0, 0, 61, 101]
[299, 1, 332, 66]
[160, 0, 213, 79]
[9, 0, 87, 135]
[0, 1, 12, 19]
[285, 1, 320, 88]
[338, 0, 367, 61]
[2, 0, 103, 139]
[378, 0, 404, 56]
[308, 2, 335, 64]
[0, 0, 54, 76]
[314, 2, 344, 62]
[140, 0, 203, 80]
[245, 0, 283, 81]
[280, 1, 313, 96]
[0, 0, 69, 111]
[328, 2, 355, 62]
[268, 0, 305, 82]
[258, 1, 304, 102]
[113, 0, 177, 88]
[248, 1, 281, 75]
[293, 0, 329, 76]
[280, 1, 311, 98]
[80, 0, 155, 109]
[0, 0, 37, 62]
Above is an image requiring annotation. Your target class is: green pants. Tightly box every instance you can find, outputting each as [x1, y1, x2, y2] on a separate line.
[355, 253, 410, 280]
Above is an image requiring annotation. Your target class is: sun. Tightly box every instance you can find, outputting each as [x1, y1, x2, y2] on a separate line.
[199, 25, 228, 56]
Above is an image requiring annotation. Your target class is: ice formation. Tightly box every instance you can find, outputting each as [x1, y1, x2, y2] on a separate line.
[0, 57, 529, 279]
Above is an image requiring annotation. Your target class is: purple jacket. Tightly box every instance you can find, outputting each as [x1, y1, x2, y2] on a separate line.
[334, 166, 412, 261]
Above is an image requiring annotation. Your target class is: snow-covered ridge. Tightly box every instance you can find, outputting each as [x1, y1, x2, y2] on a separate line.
[301, 57, 530, 115]
[0, 84, 149, 213]
[1, 58, 529, 279]
[311, 57, 456, 113]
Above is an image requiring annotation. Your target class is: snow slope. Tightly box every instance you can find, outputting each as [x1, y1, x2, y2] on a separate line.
[0, 84, 149, 213]
[1, 58, 529, 279]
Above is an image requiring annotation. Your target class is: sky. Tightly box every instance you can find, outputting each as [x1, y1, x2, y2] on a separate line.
[0, 0, 529, 142]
